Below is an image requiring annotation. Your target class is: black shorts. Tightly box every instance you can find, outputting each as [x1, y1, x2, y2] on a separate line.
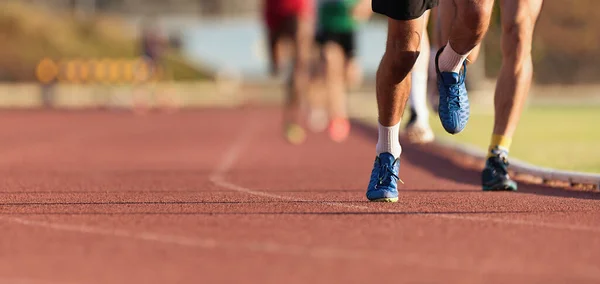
[372, 0, 439, 21]
[316, 31, 356, 59]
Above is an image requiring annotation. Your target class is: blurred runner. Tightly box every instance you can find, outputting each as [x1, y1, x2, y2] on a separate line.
[264, 0, 315, 145]
[133, 20, 171, 114]
[311, 0, 372, 142]
[405, 9, 434, 144]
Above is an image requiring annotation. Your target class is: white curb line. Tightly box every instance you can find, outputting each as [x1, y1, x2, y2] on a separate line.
[434, 138, 600, 190]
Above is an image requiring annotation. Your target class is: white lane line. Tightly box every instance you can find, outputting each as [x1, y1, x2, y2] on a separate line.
[0, 120, 390, 264]
[2, 215, 382, 261]
[1, 114, 598, 277]
[437, 214, 600, 233]
[208, 121, 370, 210]
[208, 117, 600, 233]
[1, 214, 467, 272]
[2, 216, 216, 249]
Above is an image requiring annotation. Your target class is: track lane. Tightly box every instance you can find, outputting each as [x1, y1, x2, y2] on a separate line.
[0, 108, 598, 284]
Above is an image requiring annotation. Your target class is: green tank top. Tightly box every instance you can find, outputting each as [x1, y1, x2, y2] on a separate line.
[317, 0, 359, 33]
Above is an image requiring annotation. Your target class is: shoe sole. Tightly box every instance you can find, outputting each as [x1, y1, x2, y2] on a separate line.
[405, 125, 435, 144]
[483, 180, 518, 191]
[328, 120, 350, 143]
[368, 197, 399, 203]
[307, 109, 329, 133]
[284, 125, 307, 145]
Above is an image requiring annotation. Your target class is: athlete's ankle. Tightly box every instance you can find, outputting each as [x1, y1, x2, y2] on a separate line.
[376, 121, 402, 158]
[438, 42, 470, 73]
[488, 134, 512, 158]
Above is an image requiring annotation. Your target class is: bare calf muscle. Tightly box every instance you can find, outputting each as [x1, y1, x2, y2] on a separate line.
[492, 0, 543, 138]
[446, 0, 495, 54]
[377, 19, 424, 126]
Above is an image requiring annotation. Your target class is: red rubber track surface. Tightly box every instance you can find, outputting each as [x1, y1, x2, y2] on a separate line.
[0, 108, 598, 284]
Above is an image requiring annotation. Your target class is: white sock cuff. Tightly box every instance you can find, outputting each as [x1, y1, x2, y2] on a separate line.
[409, 71, 429, 119]
[438, 42, 469, 73]
[376, 121, 402, 158]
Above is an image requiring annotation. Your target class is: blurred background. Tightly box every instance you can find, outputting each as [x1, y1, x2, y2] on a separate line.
[0, 0, 598, 173]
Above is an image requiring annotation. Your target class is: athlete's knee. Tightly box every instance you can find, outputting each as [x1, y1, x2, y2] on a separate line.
[382, 48, 420, 77]
[294, 56, 310, 71]
[383, 22, 423, 73]
[294, 50, 311, 72]
[456, 0, 494, 36]
[322, 43, 344, 65]
[501, 19, 534, 62]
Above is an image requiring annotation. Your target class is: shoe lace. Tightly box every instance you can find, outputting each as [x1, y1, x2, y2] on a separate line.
[490, 154, 510, 175]
[376, 160, 404, 186]
[442, 60, 467, 113]
[446, 85, 462, 111]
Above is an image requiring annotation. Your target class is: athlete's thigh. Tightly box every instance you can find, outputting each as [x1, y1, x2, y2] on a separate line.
[291, 15, 314, 64]
[266, 26, 281, 53]
[438, 0, 454, 44]
[386, 17, 427, 54]
[499, 0, 543, 30]
[323, 41, 346, 77]
[371, 0, 436, 49]
[336, 32, 356, 60]
[372, 0, 439, 21]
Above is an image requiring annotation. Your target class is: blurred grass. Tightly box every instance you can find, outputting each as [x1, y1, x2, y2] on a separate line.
[0, 2, 211, 82]
[350, 93, 600, 174]
[379, 1, 600, 84]
[484, 0, 600, 84]
[426, 105, 600, 174]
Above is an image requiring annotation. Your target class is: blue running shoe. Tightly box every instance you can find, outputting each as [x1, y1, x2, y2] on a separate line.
[482, 147, 518, 191]
[366, 152, 402, 202]
[435, 47, 470, 134]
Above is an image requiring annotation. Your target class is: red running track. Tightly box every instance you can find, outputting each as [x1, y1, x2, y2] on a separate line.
[0, 108, 598, 284]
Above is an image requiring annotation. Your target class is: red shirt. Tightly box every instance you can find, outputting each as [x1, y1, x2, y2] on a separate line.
[264, 0, 313, 29]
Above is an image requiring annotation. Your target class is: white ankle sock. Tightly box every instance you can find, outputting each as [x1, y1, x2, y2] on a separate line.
[376, 121, 402, 158]
[429, 46, 438, 78]
[409, 71, 429, 124]
[438, 42, 470, 73]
